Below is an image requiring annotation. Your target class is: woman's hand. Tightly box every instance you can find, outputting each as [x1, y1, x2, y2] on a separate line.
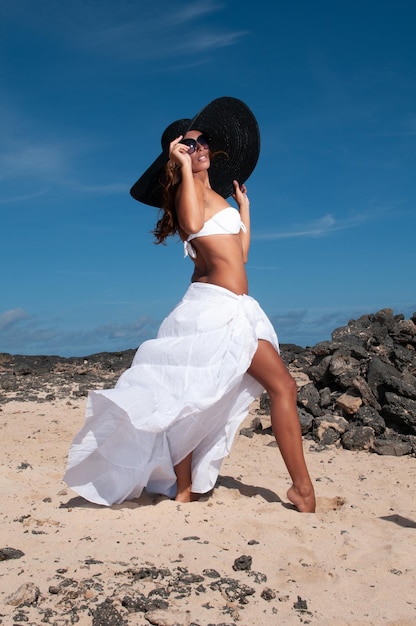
[232, 180, 250, 209]
[169, 136, 192, 169]
[233, 180, 250, 261]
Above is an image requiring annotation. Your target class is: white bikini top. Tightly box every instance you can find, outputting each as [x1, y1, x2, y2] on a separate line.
[183, 206, 247, 259]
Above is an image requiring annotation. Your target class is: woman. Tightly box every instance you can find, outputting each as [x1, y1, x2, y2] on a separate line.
[64, 97, 315, 513]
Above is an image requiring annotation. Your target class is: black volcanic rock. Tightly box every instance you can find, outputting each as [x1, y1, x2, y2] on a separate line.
[262, 309, 416, 456]
[0, 547, 25, 561]
[92, 600, 126, 625]
[0, 350, 136, 403]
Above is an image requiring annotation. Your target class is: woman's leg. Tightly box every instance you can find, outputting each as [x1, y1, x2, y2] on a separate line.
[248, 340, 316, 512]
[174, 453, 199, 502]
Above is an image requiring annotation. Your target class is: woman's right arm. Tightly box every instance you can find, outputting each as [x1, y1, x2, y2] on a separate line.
[169, 137, 204, 234]
[233, 181, 251, 263]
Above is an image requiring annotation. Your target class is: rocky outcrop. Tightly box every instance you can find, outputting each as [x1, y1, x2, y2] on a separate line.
[0, 350, 136, 402]
[259, 308, 416, 456]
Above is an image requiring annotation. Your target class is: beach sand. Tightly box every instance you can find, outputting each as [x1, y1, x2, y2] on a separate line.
[1, 396, 415, 625]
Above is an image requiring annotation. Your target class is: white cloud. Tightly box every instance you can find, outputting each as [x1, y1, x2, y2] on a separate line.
[3, 0, 246, 62]
[0, 106, 118, 196]
[0, 308, 159, 357]
[0, 308, 30, 331]
[253, 211, 376, 240]
[0, 189, 51, 205]
[0, 141, 71, 181]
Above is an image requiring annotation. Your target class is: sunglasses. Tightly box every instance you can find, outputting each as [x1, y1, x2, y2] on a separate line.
[179, 134, 210, 155]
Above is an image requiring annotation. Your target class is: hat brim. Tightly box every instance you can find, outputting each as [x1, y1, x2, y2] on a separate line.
[130, 97, 260, 208]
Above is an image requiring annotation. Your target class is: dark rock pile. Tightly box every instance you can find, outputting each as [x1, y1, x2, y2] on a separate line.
[257, 308, 416, 457]
[2, 548, 310, 625]
[0, 350, 136, 402]
[1, 308, 415, 456]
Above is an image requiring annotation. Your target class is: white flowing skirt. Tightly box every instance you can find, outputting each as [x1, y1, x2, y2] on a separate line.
[64, 283, 279, 505]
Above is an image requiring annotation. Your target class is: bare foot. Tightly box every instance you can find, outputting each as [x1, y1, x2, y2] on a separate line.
[175, 488, 200, 503]
[287, 484, 316, 513]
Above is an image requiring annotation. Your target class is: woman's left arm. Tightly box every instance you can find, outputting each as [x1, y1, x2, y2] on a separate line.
[233, 180, 251, 263]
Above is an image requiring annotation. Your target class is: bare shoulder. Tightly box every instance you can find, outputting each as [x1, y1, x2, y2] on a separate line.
[204, 186, 231, 212]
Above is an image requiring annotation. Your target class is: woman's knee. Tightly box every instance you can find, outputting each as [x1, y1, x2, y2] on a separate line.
[267, 369, 298, 401]
[249, 343, 298, 400]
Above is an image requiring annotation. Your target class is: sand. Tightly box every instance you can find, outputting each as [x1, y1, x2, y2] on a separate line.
[1, 396, 415, 625]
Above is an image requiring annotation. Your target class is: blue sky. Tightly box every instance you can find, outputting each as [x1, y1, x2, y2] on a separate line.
[1, 0, 415, 356]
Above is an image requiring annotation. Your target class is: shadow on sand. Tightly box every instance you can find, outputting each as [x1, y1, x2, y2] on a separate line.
[379, 514, 416, 529]
[59, 475, 285, 510]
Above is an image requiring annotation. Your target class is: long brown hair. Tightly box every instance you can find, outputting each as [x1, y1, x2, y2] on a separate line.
[152, 160, 182, 245]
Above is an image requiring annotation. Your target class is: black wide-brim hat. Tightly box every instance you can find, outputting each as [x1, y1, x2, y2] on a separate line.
[130, 96, 260, 208]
